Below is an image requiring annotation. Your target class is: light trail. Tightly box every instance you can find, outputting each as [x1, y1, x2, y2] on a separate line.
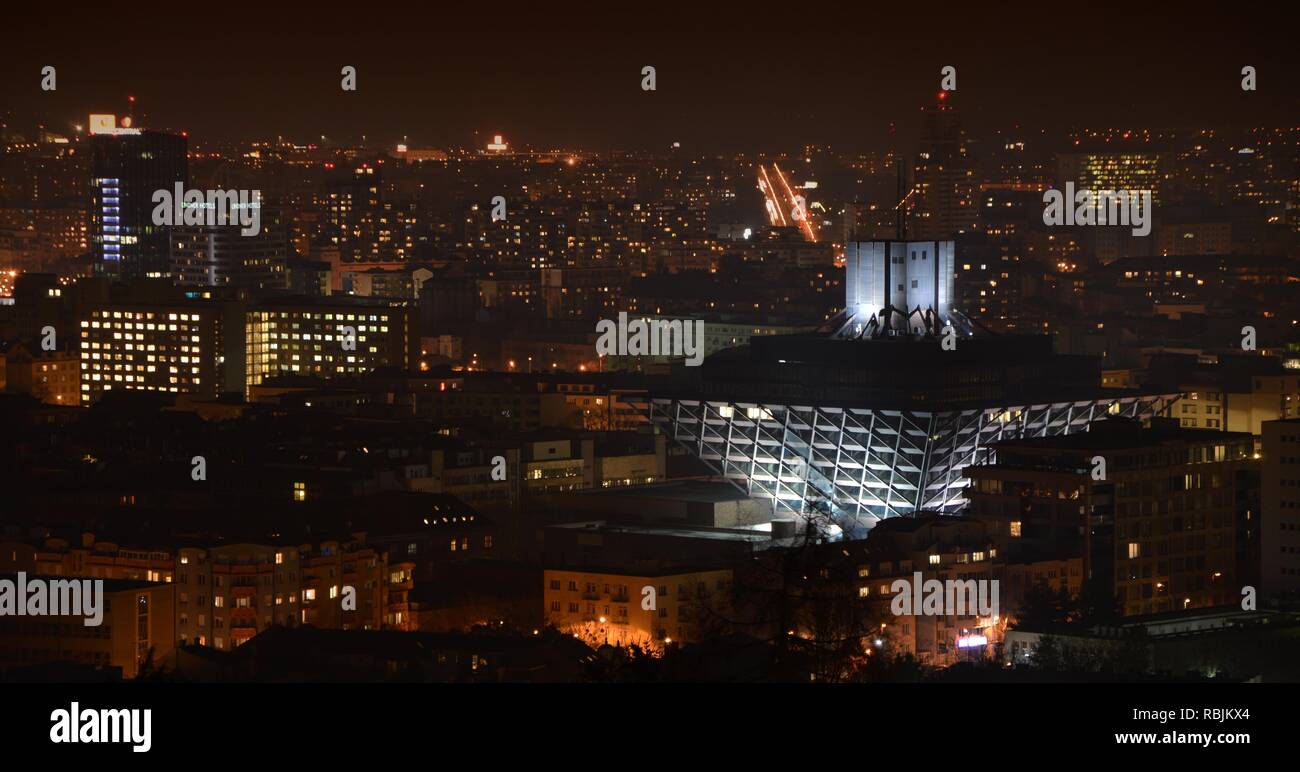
[758, 165, 787, 226]
[773, 162, 817, 242]
[895, 185, 918, 210]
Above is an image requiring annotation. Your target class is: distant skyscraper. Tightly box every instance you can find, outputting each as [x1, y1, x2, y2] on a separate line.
[322, 163, 380, 262]
[171, 199, 288, 289]
[89, 116, 187, 278]
[912, 96, 977, 238]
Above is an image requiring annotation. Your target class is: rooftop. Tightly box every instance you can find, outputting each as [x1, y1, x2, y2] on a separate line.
[990, 417, 1252, 452]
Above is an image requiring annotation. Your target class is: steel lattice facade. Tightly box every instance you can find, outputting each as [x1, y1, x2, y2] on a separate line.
[630, 393, 1177, 537]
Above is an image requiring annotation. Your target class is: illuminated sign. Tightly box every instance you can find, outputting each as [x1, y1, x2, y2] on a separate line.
[956, 634, 988, 649]
[486, 134, 508, 152]
[89, 114, 116, 133]
[88, 114, 141, 136]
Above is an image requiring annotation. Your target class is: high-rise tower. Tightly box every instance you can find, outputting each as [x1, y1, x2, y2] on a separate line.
[89, 114, 187, 278]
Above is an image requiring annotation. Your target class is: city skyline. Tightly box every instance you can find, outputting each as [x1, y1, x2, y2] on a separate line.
[0, 5, 1298, 748]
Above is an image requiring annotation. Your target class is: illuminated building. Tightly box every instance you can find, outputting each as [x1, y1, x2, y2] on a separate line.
[521, 437, 591, 493]
[340, 266, 432, 299]
[1104, 254, 1299, 302]
[570, 200, 650, 267]
[0, 535, 175, 582]
[344, 493, 495, 587]
[0, 574, 176, 679]
[176, 538, 396, 650]
[543, 565, 732, 648]
[1057, 150, 1167, 204]
[463, 200, 569, 271]
[89, 116, 188, 278]
[477, 271, 539, 313]
[0, 532, 400, 654]
[911, 97, 977, 238]
[499, 330, 601, 374]
[170, 199, 288, 289]
[78, 301, 246, 404]
[952, 238, 1025, 334]
[541, 266, 625, 320]
[245, 296, 417, 390]
[391, 145, 449, 162]
[1146, 353, 1300, 436]
[631, 249, 1178, 535]
[1, 340, 79, 405]
[854, 514, 1081, 667]
[965, 419, 1255, 616]
[0, 206, 88, 272]
[1156, 221, 1232, 256]
[834, 240, 965, 338]
[541, 485, 774, 647]
[319, 163, 416, 263]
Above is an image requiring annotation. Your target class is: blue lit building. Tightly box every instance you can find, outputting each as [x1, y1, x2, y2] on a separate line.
[89, 116, 187, 278]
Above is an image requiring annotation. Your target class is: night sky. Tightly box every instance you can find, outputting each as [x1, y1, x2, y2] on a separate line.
[3, 1, 1297, 150]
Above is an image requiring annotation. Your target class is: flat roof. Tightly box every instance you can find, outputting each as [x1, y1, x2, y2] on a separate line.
[548, 520, 771, 543]
[560, 480, 754, 504]
[992, 425, 1252, 452]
